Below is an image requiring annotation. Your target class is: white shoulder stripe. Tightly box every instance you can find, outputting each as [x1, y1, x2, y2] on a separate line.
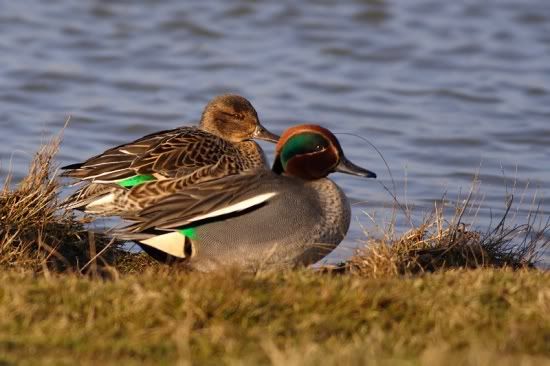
[189, 192, 277, 223]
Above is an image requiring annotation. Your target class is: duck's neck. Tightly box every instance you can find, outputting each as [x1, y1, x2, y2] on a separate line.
[235, 140, 269, 170]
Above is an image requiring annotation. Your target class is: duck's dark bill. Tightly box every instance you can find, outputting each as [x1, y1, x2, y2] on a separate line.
[253, 125, 280, 143]
[335, 157, 377, 178]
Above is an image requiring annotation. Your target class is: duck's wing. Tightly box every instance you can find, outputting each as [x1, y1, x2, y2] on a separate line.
[129, 129, 236, 178]
[61, 127, 237, 185]
[60, 182, 123, 211]
[118, 170, 279, 234]
[60, 127, 184, 181]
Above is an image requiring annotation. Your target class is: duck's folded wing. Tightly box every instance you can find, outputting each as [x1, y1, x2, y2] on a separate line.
[61, 182, 123, 210]
[60, 127, 182, 181]
[119, 171, 278, 233]
[129, 129, 235, 178]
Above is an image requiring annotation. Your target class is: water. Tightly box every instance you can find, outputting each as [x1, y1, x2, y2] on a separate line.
[1, 0, 548, 264]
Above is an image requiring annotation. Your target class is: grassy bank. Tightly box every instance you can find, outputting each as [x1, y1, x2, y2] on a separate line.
[0, 132, 549, 364]
[0, 268, 548, 365]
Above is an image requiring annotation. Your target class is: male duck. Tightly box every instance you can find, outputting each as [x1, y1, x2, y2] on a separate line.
[61, 94, 278, 215]
[117, 124, 377, 271]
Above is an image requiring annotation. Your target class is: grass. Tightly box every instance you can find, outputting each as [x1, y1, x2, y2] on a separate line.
[343, 198, 548, 277]
[0, 131, 548, 364]
[0, 268, 548, 365]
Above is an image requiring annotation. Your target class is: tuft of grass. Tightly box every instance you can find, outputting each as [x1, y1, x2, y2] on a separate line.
[343, 193, 549, 278]
[0, 131, 157, 274]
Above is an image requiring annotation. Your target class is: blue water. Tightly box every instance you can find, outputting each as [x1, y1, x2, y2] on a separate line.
[1, 0, 548, 264]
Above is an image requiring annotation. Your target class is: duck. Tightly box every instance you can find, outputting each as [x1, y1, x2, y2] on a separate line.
[61, 94, 279, 216]
[116, 124, 377, 271]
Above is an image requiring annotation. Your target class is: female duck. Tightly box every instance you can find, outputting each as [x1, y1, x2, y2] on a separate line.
[61, 94, 278, 215]
[118, 124, 376, 271]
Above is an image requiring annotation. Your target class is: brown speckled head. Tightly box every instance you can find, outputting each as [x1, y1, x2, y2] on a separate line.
[199, 94, 279, 143]
[273, 124, 377, 180]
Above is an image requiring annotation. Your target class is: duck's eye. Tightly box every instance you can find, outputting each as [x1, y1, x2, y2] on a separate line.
[280, 132, 330, 167]
[220, 111, 244, 120]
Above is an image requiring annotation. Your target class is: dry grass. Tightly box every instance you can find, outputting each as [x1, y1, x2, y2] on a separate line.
[342, 185, 549, 278]
[0, 131, 157, 274]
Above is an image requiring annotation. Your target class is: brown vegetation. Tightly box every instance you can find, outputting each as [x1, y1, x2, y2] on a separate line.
[0, 132, 157, 274]
[344, 202, 548, 277]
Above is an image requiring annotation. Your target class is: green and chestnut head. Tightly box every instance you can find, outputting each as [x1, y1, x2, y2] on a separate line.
[272, 124, 376, 180]
[200, 94, 279, 143]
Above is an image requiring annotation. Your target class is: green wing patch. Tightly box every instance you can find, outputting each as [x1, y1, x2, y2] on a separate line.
[118, 174, 156, 188]
[178, 227, 197, 240]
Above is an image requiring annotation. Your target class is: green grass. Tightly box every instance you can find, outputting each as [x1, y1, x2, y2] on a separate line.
[0, 268, 548, 365]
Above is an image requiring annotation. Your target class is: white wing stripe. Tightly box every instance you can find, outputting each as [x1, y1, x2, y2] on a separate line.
[189, 192, 277, 223]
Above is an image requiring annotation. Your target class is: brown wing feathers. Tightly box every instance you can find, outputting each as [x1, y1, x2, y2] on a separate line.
[121, 171, 274, 232]
[130, 130, 233, 177]
[60, 127, 183, 181]
[61, 127, 242, 183]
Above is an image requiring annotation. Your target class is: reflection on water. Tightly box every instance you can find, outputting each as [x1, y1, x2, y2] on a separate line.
[1, 0, 548, 263]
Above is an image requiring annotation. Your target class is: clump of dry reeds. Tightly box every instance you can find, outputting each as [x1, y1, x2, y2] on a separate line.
[344, 191, 549, 278]
[0, 131, 154, 274]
